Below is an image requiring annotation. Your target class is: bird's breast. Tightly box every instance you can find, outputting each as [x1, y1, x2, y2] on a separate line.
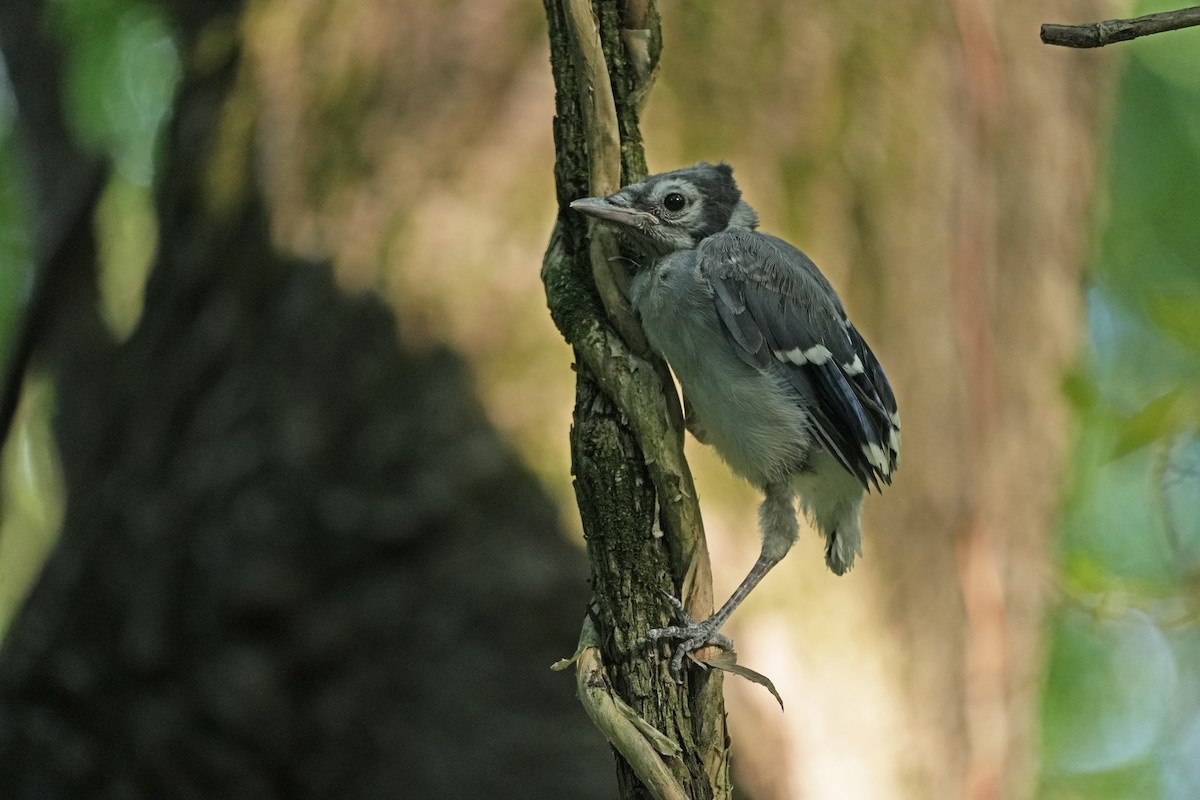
[632, 256, 812, 487]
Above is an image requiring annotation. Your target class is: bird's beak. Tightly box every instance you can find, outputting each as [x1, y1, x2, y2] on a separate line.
[570, 196, 657, 229]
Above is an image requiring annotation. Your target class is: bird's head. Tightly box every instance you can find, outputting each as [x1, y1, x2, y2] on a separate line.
[570, 162, 759, 258]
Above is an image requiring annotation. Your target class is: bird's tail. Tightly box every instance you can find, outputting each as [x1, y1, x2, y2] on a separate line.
[806, 494, 864, 575]
[792, 454, 865, 575]
[823, 513, 863, 575]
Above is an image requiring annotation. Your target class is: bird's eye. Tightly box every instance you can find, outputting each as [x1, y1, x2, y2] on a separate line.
[663, 192, 687, 212]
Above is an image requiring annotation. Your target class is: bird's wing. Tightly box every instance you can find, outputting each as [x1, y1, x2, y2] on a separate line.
[700, 229, 900, 490]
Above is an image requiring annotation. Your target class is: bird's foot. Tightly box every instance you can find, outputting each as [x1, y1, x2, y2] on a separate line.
[647, 591, 733, 681]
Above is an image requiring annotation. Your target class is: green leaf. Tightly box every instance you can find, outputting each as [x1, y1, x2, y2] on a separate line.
[1111, 389, 1200, 459]
[1144, 291, 1200, 356]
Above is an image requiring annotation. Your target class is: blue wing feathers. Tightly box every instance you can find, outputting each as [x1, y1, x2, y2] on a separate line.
[702, 228, 899, 489]
[711, 278, 769, 368]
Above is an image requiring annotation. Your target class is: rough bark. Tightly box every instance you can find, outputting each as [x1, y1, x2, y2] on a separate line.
[543, 1, 731, 797]
[0, 2, 612, 797]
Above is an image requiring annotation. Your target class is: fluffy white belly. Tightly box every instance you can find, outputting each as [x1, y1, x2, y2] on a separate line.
[673, 359, 811, 486]
[634, 260, 811, 487]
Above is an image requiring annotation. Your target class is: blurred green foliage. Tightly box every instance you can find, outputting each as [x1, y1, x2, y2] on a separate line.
[1039, 7, 1200, 798]
[0, 30, 42, 636]
[51, 0, 179, 335]
[50, 0, 179, 185]
[0, 0, 177, 636]
[0, 377, 62, 628]
[0, 65, 31, 397]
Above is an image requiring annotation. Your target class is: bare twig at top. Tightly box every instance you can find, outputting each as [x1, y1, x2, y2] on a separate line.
[1041, 5, 1200, 48]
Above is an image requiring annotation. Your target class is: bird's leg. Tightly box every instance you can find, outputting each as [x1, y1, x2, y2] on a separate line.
[649, 483, 798, 679]
[649, 551, 782, 677]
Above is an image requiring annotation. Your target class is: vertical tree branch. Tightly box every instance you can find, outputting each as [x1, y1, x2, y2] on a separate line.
[542, 1, 731, 797]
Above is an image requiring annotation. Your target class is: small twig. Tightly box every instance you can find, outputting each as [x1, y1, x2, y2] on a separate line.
[1041, 5, 1200, 48]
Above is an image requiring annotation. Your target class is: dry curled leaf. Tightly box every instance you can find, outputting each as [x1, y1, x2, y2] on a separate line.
[550, 652, 579, 672]
[694, 649, 784, 711]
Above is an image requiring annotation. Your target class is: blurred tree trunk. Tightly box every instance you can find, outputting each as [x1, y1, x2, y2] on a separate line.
[643, 2, 1112, 798]
[0, 1, 613, 797]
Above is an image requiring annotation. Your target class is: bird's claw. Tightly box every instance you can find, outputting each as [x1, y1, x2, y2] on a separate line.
[647, 590, 733, 681]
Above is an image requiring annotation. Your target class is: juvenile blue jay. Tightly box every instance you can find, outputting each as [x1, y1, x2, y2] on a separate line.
[571, 163, 901, 675]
